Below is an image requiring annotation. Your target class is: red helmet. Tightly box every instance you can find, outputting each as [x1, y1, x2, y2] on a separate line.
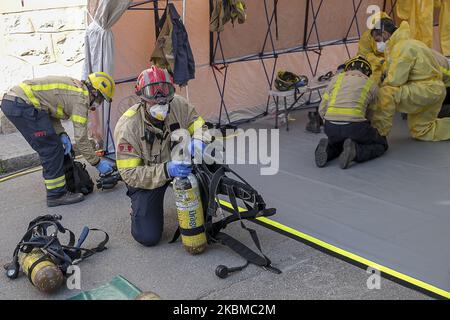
[135, 66, 175, 102]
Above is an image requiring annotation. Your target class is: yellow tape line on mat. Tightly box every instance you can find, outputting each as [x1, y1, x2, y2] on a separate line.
[218, 199, 450, 299]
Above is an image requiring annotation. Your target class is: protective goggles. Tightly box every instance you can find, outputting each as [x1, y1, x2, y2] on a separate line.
[141, 82, 175, 101]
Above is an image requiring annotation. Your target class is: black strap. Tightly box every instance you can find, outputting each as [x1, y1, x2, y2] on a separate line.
[71, 160, 82, 193]
[169, 123, 181, 132]
[169, 228, 181, 244]
[179, 226, 205, 237]
[169, 225, 205, 243]
[218, 185, 281, 274]
[207, 166, 227, 217]
[62, 228, 109, 262]
[27, 253, 53, 284]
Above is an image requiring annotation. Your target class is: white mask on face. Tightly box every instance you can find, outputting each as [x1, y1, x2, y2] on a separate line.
[147, 104, 169, 121]
[376, 41, 386, 53]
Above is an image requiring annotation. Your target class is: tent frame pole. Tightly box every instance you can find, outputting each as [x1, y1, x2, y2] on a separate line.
[209, 0, 397, 127]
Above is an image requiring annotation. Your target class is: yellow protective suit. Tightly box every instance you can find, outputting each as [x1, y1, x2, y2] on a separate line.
[357, 12, 391, 84]
[396, 0, 450, 56]
[396, 0, 412, 20]
[372, 22, 448, 141]
[439, 0, 450, 56]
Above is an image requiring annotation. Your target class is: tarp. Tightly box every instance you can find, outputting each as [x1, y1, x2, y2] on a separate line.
[82, 0, 131, 151]
[232, 112, 450, 299]
[88, 0, 449, 140]
[103, 0, 394, 138]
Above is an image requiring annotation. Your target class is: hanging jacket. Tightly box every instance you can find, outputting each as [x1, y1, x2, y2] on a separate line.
[210, 0, 247, 32]
[114, 95, 206, 190]
[8, 76, 100, 166]
[150, 4, 195, 86]
[319, 70, 378, 123]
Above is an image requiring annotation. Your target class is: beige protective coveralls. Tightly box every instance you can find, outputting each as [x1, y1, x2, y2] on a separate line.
[9, 76, 100, 165]
[114, 95, 206, 190]
[372, 22, 448, 141]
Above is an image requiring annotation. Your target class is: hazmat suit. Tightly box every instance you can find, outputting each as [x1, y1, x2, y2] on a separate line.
[357, 12, 391, 84]
[396, 0, 450, 56]
[372, 22, 449, 141]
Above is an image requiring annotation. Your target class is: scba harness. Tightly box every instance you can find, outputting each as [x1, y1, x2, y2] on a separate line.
[5, 215, 109, 285]
[172, 163, 282, 278]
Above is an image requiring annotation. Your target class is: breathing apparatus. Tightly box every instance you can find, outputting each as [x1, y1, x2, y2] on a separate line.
[4, 215, 109, 293]
[170, 157, 282, 279]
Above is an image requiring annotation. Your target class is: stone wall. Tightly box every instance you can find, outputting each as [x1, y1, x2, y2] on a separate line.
[0, 0, 88, 134]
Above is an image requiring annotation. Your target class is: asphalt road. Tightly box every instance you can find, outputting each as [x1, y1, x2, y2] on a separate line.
[0, 165, 430, 300]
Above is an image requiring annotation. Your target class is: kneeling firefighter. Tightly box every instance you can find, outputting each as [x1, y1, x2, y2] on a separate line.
[0, 73, 116, 207]
[114, 66, 209, 248]
[115, 66, 281, 277]
[316, 56, 388, 169]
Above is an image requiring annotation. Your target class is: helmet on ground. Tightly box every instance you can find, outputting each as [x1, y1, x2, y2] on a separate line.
[344, 56, 372, 77]
[87, 72, 116, 103]
[135, 66, 175, 103]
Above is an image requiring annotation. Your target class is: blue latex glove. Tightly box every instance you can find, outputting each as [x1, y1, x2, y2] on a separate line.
[96, 159, 114, 175]
[189, 139, 206, 156]
[60, 133, 72, 155]
[167, 161, 192, 178]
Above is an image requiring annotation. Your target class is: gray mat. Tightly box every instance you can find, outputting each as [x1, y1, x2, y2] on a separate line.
[235, 110, 450, 298]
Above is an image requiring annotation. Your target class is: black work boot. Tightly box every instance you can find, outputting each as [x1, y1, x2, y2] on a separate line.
[306, 111, 323, 134]
[339, 139, 357, 170]
[315, 138, 329, 168]
[47, 192, 84, 207]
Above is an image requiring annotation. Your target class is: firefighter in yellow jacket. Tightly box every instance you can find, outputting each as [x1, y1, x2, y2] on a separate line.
[114, 66, 207, 247]
[315, 56, 388, 169]
[0, 72, 116, 207]
[371, 21, 450, 141]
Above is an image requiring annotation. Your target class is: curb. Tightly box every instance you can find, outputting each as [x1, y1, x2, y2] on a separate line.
[0, 151, 40, 175]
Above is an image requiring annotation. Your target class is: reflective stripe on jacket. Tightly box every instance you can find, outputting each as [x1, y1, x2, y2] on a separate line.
[9, 76, 99, 166]
[114, 95, 205, 190]
[319, 70, 378, 123]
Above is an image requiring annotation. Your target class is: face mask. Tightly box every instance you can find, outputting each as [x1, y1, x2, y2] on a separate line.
[147, 104, 169, 121]
[376, 41, 386, 53]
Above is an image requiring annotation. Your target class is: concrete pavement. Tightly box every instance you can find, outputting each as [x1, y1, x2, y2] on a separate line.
[0, 165, 430, 300]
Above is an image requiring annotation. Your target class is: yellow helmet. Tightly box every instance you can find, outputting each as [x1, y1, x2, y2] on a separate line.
[87, 72, 115, 102]
[344, 56, 372, 77]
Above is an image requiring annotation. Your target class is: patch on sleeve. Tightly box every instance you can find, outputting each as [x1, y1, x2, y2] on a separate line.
[118, 143, 135, 153]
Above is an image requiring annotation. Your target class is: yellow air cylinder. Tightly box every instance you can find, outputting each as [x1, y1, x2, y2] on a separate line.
[173, 174, 207, 255]
[19, 249, 64, 293]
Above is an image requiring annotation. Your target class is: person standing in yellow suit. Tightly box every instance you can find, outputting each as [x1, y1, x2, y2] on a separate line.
[358, 12, 393, 83]
[371, 21, 450, 141]
[396, 0, 450, 56]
